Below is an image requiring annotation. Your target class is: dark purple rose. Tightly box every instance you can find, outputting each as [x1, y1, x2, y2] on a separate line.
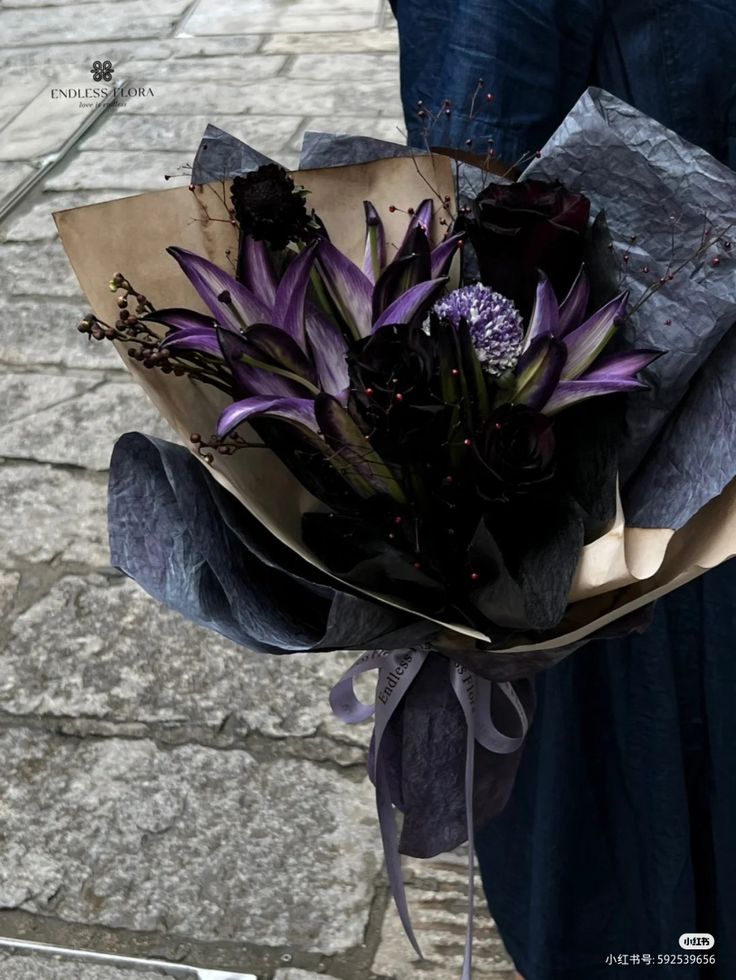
[475, 403, 556, 500]
[462, 179, 591, 319]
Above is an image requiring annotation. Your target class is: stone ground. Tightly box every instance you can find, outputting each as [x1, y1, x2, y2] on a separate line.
[0, 0, 516, 977]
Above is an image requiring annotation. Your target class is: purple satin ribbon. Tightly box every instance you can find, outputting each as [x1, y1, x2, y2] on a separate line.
[330, 648, 529, 978]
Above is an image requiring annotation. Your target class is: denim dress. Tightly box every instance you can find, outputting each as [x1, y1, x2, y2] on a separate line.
[391, 2, 736, 977]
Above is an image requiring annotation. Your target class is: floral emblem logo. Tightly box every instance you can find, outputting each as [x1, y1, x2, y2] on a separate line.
[90, 60, 114, 82]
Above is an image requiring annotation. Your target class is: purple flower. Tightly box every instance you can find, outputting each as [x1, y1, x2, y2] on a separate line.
[508, 270, 663, 414]
[433, 284, 524, 375]
[141, 198, 463, 480]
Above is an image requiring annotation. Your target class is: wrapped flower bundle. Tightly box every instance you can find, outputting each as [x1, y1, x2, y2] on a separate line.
[56, 89, 736, 974]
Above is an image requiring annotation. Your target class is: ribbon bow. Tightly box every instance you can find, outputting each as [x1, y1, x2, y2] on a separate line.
[330, 648, 529, 979]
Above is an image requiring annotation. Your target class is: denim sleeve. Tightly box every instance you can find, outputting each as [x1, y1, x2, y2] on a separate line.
[394, 0, 736, 169]
[394, 0, 604, 161]
[595, 0, 736, 167]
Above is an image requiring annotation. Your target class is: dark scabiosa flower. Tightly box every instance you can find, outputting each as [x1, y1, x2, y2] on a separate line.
[230, 164, 315, 250]
[461, 178, 590, 316]
[432, 283, 524, 376]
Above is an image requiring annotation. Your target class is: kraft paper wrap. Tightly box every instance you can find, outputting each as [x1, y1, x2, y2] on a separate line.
[54, 153, 736, 651]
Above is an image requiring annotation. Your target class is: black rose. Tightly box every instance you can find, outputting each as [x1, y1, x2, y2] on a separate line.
[461, 179, 590, 318]
[230, 164, 313, 250]
[347, 323, 448, 464]
[475, 403, 556, 500]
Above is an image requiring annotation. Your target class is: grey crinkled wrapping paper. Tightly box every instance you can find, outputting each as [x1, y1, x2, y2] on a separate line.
[109, 433, 437, 655]
[191, 124, 276, 184]
[525, 88, 736, 529]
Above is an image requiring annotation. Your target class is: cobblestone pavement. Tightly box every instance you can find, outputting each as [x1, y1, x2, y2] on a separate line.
[0, 1, 516, 977]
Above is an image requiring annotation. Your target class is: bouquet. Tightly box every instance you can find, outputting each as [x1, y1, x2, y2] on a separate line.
[56, 88, 736, 975]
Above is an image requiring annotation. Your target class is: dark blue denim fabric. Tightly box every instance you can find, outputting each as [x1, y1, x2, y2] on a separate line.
[393, 2, 736, 976]
[475, 562, 736, 980]
[394, 0, 736, 168]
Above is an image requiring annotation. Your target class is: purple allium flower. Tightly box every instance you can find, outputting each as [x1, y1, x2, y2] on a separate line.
[433, 283, 524, 375]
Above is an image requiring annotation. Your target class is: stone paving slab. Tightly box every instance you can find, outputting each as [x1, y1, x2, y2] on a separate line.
[3, 192, 138, 242]
[0, 299, 125, 368]
[287, 52, 399, 81]
[1, 573, 370, 750]
[44, 150, 192, 192]
[0, 39, 227, 70]
[372, 851, 515, 979]
[0, 377, 175, 469]
[82, 115, 302, 157]
[0, 0, 191, 46]
[114, 78, 401, 118]
[1, 240, 82, 297]
[0, 75, 107, 164]
[0, 464, 109, 568]
[0, 729, 381, 953]
[182, 0, 382, 37]
[0, 80, 46, 132]
[261, 29, 398, 55]
[0, 372, 98, 425]
[122, 55, 288, 83]
[0, 951, 169, 980]
[0, 572, 21, 619]
[0, 162, 37, 210]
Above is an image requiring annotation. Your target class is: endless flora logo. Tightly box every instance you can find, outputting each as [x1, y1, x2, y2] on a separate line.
[51, 61, 154, 108]
[90, 60, 114, 82]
